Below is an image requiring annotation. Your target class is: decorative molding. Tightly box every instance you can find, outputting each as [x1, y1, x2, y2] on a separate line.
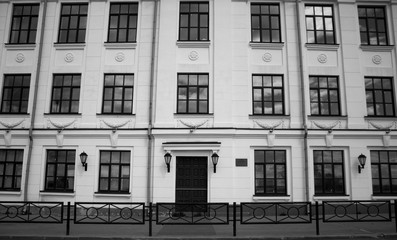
[104, 42, 137, 49]
[15, 53, 25, 63]
[305, 44, 339, 51]
[176, 41, 210, 48]
[188, 51, 199, 61]
[100, 119, 131, 129]
[178, 119, 209, 129]
[368, 121, 396, 130]
[326, 133, 333, 147]
[372, 55, 382, 65]
[64, 53, 74, 63]
[48, 118, 76, 129]
[317, 54, 327, 63]
[311, 120, 341, 130]
[110, 131, 118, 147]
[360, 45, 394, 52]
[115, 52, 125, 62]
[262, 52, 272, 62]
[53, 43, 86, 50]
[4, 131, 12, 147]
[267, 132, 275, 147]
[383, 133, 391, 147]
[249, 42, 284, 50]
[254, 120, 284, 129]
[56, 132, 64, 147]
[0, 119, 25, 129]
[4, 44, 36, 50]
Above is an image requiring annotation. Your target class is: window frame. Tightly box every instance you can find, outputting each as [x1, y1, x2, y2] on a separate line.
[50, 74, 81, 114]
[358, 6, 389, 46]
[9, 3, 40, 44]
[107, 2, 139, 43]
[177, 73, 209, 114]
[252, 74, 285, 115]
[250, 3, 281, 43]
[178, 1, 209, 41]
[57, 3, 88, 44]
[98, 150, 131, 193]
[44, 150, 76, 192]
[371, 150, 397, 195]
[365, 76, 395, 117]
[0, 149, 23, 191]
[309, 76, 341, 116]
[102, 74, 134, 114]
[0, 74, 31, 114]
[254, 150, 287, 196]
[305, 4, 336, 44]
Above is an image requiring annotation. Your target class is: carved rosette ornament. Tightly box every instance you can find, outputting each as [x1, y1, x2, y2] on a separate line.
[64, 53, 74, 63]
[115, 52, 125, 62]
[317, 54, 327, 63]
[188, 51, 199, 61]
[372, 55, 382, 65]
[15, 53, 25, 63]
[262, 53, 272, 62]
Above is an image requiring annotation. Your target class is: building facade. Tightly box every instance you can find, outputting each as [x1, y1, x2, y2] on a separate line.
[0, 0, 396, 204]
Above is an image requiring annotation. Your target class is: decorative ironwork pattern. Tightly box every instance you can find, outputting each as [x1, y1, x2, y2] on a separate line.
[240, 202, 312, 224]
[0, 202, 63, 223]
[156, 203, 229, 225]
[323, 201, 391, 222]
[74, 202, 145, 224]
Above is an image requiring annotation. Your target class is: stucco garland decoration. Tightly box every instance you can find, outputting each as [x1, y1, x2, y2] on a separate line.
[368, 121, 395, 130]
[15, 53, 25, 63]
[312, 120, 340, 130]
[372, 55, 382, 65]
[179, 119, 208, 129]
[101, 119, 131, 129]
[48, 118, 76, 129]
[254, 120, 284, 130]
[0, 119, 25, 129]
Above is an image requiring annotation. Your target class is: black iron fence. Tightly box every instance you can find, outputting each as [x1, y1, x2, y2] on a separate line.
[0, 200, 396, 236]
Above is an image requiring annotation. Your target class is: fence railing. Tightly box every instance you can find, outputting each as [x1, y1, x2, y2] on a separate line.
[0, 200, 396, 236]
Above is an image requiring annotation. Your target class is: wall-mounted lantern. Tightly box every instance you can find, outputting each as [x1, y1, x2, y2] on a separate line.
[358, 153, 367, 174]
[211, 152, 219, 173]
[80, 151, 88, 171]
[164, 152, 172, 173]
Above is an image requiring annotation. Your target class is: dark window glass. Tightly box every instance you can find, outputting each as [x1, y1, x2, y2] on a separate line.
[309, 76, 340, 116]
[45, 150, 75, 192]
[50, 74, 81, 113]
[9, 4, 39, 44]
[102, 74, 134, 114]
[58, 3, 88, 43]
[0, 149, 23, 191]
[98, 151, 130, 193]
[371, 150, 397, 195]
[177, 73, 209, 114]
[252, 75, 284, 115]
[254, 150, 287, 195]
[251, 3, 281, 43]
[179, 2, 209, 41]
[314, 150, 345, 195]
[305, 5, 335, 44]
[358, 6, 388, 46]
[365, 77, 395, 116]
[1, 75, 30, 113]
[107, 3, 138, 43]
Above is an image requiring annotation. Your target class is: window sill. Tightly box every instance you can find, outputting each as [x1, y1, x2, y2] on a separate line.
[94, 192, 131, 198]
[249, 114, 289, 119]
[249, 42, 284, 50]
[174, 113, 213, 118]
[253, 195, 291, 202]
[104, 42, 137, 49]
[176, 41, 210, 48]
[44, 113, 82, 116]
[372, 195, 397, 201]
[313, 195, 350, 201]
[308, 115, 347, 120]
[97, 113, 136, 116]
[53, 43, 86, 50]
[0, 190, 22, 195]
[360, 45, 394, 52]
[40, 191, 75, 197]
[0, 113, 30, 116]
[4, 43, 36, 50]
[365, 116, 397, 120]
[305, 43, 340, 51]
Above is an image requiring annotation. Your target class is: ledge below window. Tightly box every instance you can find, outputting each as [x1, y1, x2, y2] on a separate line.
[104, 42, 137, 49]
[4, 43, 36, 50]
[372, 195, 397, 201]
[360, 45, 394, 52]
[253, 195, 291, 202]
[313, 195, 350, 201]
[39, 191, 75, 197]
[0, 191, 22, 195]
[53, 43, 86, 50]
[249, 42, 284, 50]
[364, 116, 397, 120]
[94, 192, 131, 198]
[176, 41, 210, 48]
[308, 115, 347, 120]
[305, 43, 339, 51]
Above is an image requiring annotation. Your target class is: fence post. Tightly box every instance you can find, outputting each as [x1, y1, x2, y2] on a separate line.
[315, 201, 319, 236]
[66, 202, 70, 236]
[233, 202, 236, 237]
[149, 202, 153, 237]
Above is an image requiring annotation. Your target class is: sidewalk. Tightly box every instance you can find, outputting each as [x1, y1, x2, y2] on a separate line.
[1, 220, 397, 240]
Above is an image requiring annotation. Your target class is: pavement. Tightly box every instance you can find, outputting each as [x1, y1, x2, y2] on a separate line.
[1, 221, 397, 240]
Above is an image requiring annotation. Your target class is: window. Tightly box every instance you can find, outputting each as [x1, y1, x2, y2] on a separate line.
[102, 74, 134, 114]
[314, 150, 345, 195]
[98, 151, 130, 193]
[50, 74, 81, 114]
[45, 150, 75, 192]
[371, 150, 397, 195]
[251, 3, 281, 43]
[1, 75, 30, 113]
[9, 4, 39, 44]
[177, 73, 209, 114]
[107, 3, 138, 43]
[309, 76, 340, 116]
[305, 5, 335, 44]
[179, 2, 209, 41]
[0, 150, 23, 191]
[252, 75, 284, 115]
[58, 3, 88, 43]
[358, 6, 388, 46]
[254, 150, 287, 195]
[365, 77, 395, 116]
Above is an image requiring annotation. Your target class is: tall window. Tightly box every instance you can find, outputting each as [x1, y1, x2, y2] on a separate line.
[58, 3, 88, 43]
[98, 151, 130, 193]
[252, 75, 284, 115]
[358, 6, 388, 46]
[177, 73, 209, 114]
[179, 2, 209, 41]
[45, 150, 75, 192]
[50, 74, 81, 114]
[309, 76, 340, 116]
[9, 4, 39, 44]
[0, 150, 23, 191]
[314, 150, 345, 195]
[305, 5, 335, 44]
[107, 3, 138, 43]
[1, 75, 30, 113]
[102, 74, 134, 114]
[254, 150, 287, 195]
[365, 77, 395, 117]
[251, 3, 281, 43]
[371, 150, 397, 195]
